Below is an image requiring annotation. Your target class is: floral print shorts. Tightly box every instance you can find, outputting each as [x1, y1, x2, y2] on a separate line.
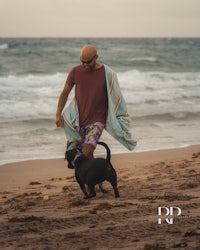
[67, 122, 105, 150]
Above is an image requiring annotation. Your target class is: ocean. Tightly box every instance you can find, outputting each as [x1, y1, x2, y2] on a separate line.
[0, 38, 200, 165]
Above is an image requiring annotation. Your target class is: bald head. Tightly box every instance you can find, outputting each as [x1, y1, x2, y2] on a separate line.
[80, 44, 102, 70]
[80, 45, 97, 60]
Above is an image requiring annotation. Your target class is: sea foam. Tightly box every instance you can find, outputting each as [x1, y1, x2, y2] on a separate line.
[0, 43, 9, 50]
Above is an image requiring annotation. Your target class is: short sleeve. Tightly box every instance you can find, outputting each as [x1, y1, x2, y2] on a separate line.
[66, 68, 75, 87]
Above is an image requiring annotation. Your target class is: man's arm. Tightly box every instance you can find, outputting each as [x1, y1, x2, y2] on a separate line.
[56, 84, 73, 127]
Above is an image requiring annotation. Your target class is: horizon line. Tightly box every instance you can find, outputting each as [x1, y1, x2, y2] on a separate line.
[0, 36, 200, 39]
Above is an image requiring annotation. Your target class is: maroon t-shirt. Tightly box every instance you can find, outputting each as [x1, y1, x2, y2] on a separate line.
[66, 65, 108, 126]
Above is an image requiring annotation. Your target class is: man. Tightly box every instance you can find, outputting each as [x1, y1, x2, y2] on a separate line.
[56, 44, 136, 159]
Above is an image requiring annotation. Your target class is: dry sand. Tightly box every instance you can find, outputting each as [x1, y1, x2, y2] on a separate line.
[0, 145, 200, 250]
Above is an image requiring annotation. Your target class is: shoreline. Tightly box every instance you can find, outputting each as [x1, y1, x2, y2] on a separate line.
[1, 143, 200, 167]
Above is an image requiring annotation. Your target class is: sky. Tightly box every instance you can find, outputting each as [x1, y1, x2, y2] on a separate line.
[0, 0, 200, 37]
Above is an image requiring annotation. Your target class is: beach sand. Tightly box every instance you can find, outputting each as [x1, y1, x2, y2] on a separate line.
[0, 145, 200, 250]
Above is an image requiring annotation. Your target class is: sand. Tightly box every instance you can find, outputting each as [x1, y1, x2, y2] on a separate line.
[0, 145, 200, 250]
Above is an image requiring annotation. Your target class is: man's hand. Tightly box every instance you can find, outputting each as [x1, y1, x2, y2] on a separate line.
[56, 114, 64, 127]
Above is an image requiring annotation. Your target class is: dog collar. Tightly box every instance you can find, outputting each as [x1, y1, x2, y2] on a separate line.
[71, 150, 82, 167]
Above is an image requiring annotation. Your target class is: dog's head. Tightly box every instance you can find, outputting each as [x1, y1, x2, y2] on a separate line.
[65, 148, 82, 169]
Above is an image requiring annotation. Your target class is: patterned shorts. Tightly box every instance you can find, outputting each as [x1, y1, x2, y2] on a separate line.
[67, 122, 105, 150]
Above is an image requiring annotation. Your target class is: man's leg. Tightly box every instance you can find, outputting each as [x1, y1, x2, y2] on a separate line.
[82, 122, 105, 158]
[82, 143, 95, 159]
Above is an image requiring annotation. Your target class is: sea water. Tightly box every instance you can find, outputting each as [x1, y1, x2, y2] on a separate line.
[0, 38, 200, 164]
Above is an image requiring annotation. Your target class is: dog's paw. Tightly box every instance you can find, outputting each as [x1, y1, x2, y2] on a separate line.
[115, 193, 120, 198]
[114, 189, 120, 198]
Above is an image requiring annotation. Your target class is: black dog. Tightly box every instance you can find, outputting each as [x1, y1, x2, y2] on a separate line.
[65, 142, 120, 199]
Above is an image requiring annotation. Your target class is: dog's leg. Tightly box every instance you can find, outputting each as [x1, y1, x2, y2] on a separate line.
[79, 182, 89, 199]
[106, 168, 120, 198]
[112, 183, 120, 198]
[81, 185, 90, 199]
[75, 172, 89, 199]
[87, 185, 96, 198]
[110, 180, 120, 198]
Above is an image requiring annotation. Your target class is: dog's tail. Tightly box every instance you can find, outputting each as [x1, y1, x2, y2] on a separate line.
[97, 141, 111, 163]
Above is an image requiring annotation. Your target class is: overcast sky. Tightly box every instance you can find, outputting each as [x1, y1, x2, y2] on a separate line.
[0, 0, 200, 37]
